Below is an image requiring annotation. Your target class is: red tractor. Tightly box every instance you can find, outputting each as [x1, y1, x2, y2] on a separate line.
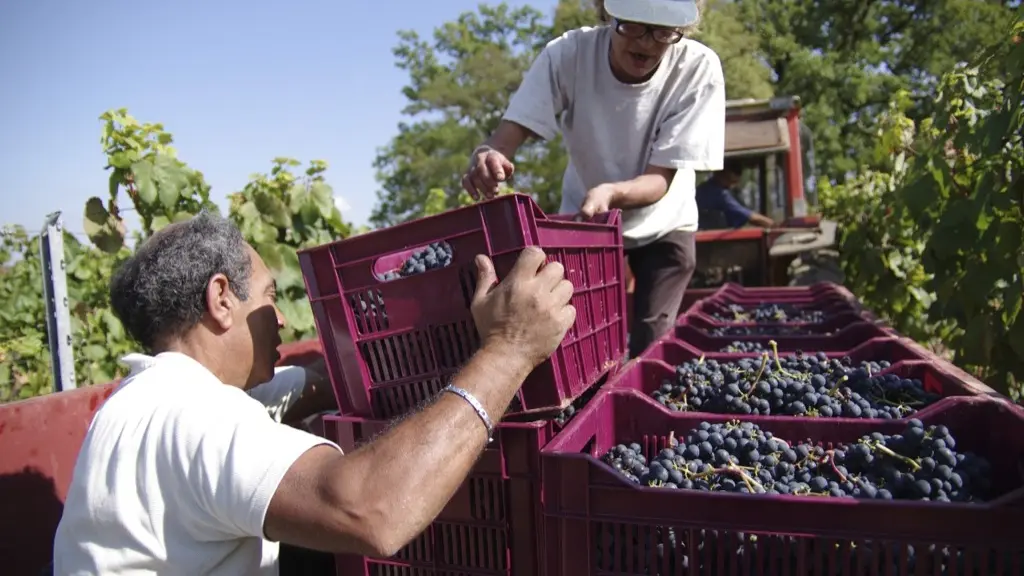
[626, 95, 842, 305]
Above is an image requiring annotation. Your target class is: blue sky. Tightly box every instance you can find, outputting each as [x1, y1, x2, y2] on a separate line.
[0, 0, 560, 238]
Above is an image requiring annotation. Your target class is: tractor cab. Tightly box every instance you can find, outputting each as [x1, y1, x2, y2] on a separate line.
[691, 96, 839, 288]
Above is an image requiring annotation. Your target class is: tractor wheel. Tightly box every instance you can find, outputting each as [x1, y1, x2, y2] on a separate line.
[787, 249, 845, 287]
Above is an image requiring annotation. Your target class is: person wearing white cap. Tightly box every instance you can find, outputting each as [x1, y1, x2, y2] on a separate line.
[462, 0, 725, 358]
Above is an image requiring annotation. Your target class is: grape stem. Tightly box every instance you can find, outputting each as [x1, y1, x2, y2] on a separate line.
[869, 441, 922, 471]
[768, 340, 798, 378]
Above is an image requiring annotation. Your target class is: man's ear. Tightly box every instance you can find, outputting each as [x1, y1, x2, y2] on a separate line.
[205, 273, 237, 332]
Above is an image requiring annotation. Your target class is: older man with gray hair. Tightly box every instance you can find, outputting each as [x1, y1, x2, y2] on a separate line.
[52, 211, 576, 575]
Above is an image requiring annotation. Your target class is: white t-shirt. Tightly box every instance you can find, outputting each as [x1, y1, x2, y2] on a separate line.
[503, 25, 726, 249]
[52, 352, 341, 576]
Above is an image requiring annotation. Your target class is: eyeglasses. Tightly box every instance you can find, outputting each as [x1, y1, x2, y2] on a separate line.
[614, 19, 684, 44]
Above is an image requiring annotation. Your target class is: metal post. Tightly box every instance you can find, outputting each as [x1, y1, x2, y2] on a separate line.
[40, 212, 76, 392]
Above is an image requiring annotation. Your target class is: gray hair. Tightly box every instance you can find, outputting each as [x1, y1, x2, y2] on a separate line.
[109, 211, 253, 351]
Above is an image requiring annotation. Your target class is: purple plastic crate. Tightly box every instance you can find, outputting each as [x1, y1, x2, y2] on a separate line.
[714, 282, 850, 301]
[298, 193, 628, 419]
[609, 353, 979, 422]
[641, 335, 927, 366]
[669, 322, 894, 354]
[541, 389, 1024, 576]
[678, 310, 896, 337]
[320, 414, 554, 575]
[695, 297, 861, 322]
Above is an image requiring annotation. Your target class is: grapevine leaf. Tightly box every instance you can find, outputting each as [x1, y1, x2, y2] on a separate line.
[277, 297, 315, 337]
[83, 344, 108, 361]
[108, 168, 122, 200]
[298, 199, 321, 226]
[309, 181, 335, 219]
[272, 245, 303, 291]
[151, 215, 172, 232]
[152, 154, 190, 210]
[83, 197, 127, 253]
[254, 194, 291, 228]
[1003, 284, 1022, 327]
[259, 243, 283, 270]
[960, 314, 992, 366]
[131, 160, 157, 204]
[102, 308, 125, 340]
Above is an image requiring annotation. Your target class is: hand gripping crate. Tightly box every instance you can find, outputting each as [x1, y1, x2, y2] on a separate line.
[541, 389, 1024, 576]
[298, 193, 627, 419]
[319, 414, 556, 575]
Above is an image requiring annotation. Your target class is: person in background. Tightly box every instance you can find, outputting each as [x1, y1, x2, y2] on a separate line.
[461, 0, 725, 358]
[52, 212, 575, 575]
[696, 158, 776, 230]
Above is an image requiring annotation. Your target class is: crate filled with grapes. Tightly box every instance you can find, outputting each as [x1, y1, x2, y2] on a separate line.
[677, 308, 893, 338]
[299, 193, 628, 420]
[612, 339, 979, 421]
[669, 321, 893, 354]
[695, 299, 859, 324]
[541, 389, 1024, 576]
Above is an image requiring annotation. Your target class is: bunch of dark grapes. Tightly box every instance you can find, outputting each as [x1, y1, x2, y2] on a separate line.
[709, 303, 827, 324]
[707, 323, 832, 337]
[554, 383, 602, 427]
[720, 340, 767, 353]
[381, 241, 453, 280]
[649, 343, 942, 418]
[602, 419, 992, 503]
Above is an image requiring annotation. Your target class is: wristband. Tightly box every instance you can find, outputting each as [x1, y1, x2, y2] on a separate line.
[443, 384, 494, 442]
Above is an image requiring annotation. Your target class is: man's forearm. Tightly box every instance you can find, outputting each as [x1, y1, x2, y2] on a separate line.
[482, 120, 534, 159]
[749, 213, 775, 228]
[330, 343, 532, 556]
[609, 175, 670, 210]
[609, 166, 674, 210]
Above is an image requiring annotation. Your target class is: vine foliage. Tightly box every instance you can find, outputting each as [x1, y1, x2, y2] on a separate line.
[0, 111, 352, 402]
[824, 18, 1024, 398]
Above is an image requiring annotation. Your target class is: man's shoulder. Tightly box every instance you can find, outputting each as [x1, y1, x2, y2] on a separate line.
[543, 25, 606, 59]
[664, 38, 724, 84]
[98, 354, 265, 427]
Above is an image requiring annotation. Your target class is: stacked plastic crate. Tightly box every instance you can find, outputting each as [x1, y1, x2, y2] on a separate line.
[297, 193, 630, 575]
[542, 282, 1024, 576]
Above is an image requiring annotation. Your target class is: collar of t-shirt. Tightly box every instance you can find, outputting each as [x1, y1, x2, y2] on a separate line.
[118, 351, 308, 423]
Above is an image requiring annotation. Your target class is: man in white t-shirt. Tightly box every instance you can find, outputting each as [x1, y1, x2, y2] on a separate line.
[462, 0, 725, 357]
[52, 212, 575, 575]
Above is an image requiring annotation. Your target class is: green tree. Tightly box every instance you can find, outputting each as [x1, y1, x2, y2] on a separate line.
[734, 0, 1018, 183]
[371, 0, 774, 227]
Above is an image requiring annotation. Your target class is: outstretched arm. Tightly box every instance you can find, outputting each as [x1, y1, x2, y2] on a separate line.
[263, 248, 576, 556]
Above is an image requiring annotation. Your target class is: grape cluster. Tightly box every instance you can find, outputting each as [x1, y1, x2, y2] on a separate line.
[709, 303, 827, 324]
[720, 340, 767, 353]
[707, 323, 832, 337]
[554, 383, 601, 427]
[650, 343, 942, 418]
[602, 419, 992, 503]
[381, 241, 454, 281]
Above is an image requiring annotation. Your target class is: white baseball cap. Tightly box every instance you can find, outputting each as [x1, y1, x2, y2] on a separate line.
[604, 0, 700, 28]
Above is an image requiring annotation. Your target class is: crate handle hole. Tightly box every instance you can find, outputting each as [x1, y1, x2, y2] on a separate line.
[372, 240, 456, 281]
